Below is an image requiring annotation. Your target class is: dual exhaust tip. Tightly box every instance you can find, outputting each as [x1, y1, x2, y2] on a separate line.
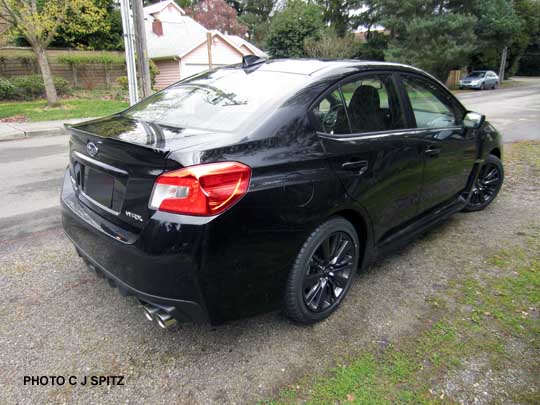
[142, 304, 177, 329]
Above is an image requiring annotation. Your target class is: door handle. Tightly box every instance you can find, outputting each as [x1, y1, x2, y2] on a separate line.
[342, 160, 369, 175]
[425, 146, 441, 157]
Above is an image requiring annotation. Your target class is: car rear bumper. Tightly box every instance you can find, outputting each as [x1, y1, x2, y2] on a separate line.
[61, 170, 210, 324]
[459, 83, 482, 89]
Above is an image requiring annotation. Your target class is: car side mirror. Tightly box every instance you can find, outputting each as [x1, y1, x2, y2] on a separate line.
[463, 111, 485, 129]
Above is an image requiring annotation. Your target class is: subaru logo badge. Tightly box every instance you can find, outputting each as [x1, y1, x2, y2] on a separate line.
[86, 142, 99, 157]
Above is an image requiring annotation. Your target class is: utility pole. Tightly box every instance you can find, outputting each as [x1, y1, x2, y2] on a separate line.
[206, 32, 213, 69]
[119, 0, 139, 105]
[132, 0, 152, 98]
[499, 0, 513, 82]
[499, 46, 508, 82]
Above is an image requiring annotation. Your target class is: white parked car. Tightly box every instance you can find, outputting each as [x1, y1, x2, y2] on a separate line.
[459, 70, 499, 90]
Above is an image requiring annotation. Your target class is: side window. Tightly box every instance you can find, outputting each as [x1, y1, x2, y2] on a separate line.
[403, 76, 461, 129]
[311, 89, 350, 135]
[341, 74, 405, 133]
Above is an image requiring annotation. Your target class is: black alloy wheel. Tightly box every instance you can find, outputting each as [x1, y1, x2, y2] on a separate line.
[284, 217, 360, 324]
[303, 232, 355, 312]
[463, 154, 504, 212]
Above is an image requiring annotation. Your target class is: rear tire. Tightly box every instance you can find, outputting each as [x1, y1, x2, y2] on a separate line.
[463, 155, 504, 212]
[284, 217, 360, 324]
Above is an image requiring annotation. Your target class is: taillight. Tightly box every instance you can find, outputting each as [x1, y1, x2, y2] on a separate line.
[149, 162, 251, 216]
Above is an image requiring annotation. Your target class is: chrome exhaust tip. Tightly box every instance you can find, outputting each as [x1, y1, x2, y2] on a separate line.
[142, 305, 160, 321]
[155, 312, 177, 329]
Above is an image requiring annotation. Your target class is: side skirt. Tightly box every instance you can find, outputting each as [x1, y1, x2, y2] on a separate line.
[373, 196, 467, 259]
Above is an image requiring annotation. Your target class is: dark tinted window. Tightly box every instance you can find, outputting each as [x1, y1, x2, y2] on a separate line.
[468, 71, 486, 78]
[124, 69, 308, 132]
[341, 74, 405, 133]
[403, 76, 462, 129]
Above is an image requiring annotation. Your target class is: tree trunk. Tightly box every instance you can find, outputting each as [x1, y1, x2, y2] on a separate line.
[32, 43, 59, 106]
[105, 66, 111, 89]
[72, 64, 79, 88]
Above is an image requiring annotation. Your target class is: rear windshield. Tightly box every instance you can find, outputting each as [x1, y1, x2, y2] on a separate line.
[468, 71, 486, 78]
[123, 68, 307, 132]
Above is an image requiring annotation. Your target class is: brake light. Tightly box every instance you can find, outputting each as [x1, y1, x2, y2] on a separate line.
[149, 162, 251, 216]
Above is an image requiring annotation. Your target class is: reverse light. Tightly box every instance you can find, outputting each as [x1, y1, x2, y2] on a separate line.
[149, 162, 251, 216]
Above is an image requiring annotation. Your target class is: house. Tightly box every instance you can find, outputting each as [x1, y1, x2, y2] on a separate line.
[144, 0, 266, 89]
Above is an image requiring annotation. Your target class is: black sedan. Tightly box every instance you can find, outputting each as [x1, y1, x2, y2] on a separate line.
[61, 59, 504, 328]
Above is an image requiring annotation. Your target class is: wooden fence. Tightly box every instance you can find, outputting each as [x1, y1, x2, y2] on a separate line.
[446, 69, 467, 89]
[0, 47, 126, 89]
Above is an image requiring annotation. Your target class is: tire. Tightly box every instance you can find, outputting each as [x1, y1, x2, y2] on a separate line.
[463, 155, 504, 212]
[480, 83, 485, 90]
[284, 217, 360, 324]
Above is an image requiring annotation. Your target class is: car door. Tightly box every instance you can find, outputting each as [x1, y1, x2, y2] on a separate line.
[399, 73, 477, 213]
[314, 72, 425, 243]
[486, 73, 493, 87]
[491, 72, 498, 86]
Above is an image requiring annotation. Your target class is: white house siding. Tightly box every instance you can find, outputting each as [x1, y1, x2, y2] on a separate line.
[154, 59, 180, 89]
[240, 44, 251, 54]
[180, 36, 245, 79]
[156, 3, 184, 22]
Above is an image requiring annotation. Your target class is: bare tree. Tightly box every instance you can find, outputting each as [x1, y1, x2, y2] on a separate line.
[0, 0, 76, 105]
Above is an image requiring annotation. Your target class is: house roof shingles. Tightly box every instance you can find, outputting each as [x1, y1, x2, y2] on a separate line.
[143, 1, 265, 59]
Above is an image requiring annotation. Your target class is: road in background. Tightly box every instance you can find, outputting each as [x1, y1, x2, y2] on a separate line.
[456, 77, 540, 142]
[0, 135, 67, 242]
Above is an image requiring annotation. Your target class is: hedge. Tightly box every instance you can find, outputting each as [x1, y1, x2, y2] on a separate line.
[0, 75, 71, 100]
[57, 53, 125, 66]
[517, 45, 540, 76]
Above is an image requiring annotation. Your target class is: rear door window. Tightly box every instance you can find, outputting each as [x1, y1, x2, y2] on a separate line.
[341, 74, 405, 133]
[311, 73, 406, 135]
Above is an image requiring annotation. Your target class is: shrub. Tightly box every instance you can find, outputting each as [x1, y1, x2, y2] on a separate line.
[57, 53, 125, 66]
[149, 59, 160, 89]
[53, 77, 71, 95]
[0, 77, 15, 100]
[0, 75, 71, 100]
[517, 44, 540, 76]
[304, 28, 358, 59]
[117, 76, 128, 90]
[11, 76, 44, 99]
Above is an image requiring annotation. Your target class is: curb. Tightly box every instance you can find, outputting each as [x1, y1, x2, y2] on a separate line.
[0, 117, 97, 142]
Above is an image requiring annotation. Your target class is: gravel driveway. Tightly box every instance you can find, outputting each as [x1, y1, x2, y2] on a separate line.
[1, 141, 539, 404]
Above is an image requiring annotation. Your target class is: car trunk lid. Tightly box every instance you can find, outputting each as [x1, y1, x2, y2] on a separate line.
[67, 115, 188, 231]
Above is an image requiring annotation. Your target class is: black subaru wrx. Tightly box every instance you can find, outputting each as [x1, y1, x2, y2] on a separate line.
[61, 59, 504, 328]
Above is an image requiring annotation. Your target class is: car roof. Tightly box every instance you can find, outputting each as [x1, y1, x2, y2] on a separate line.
[253, 58, 429, 78]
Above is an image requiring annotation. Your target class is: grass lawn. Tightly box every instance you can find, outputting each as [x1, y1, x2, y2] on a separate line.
[268, 143, 540, 404]
[0, 98, 128, 122]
